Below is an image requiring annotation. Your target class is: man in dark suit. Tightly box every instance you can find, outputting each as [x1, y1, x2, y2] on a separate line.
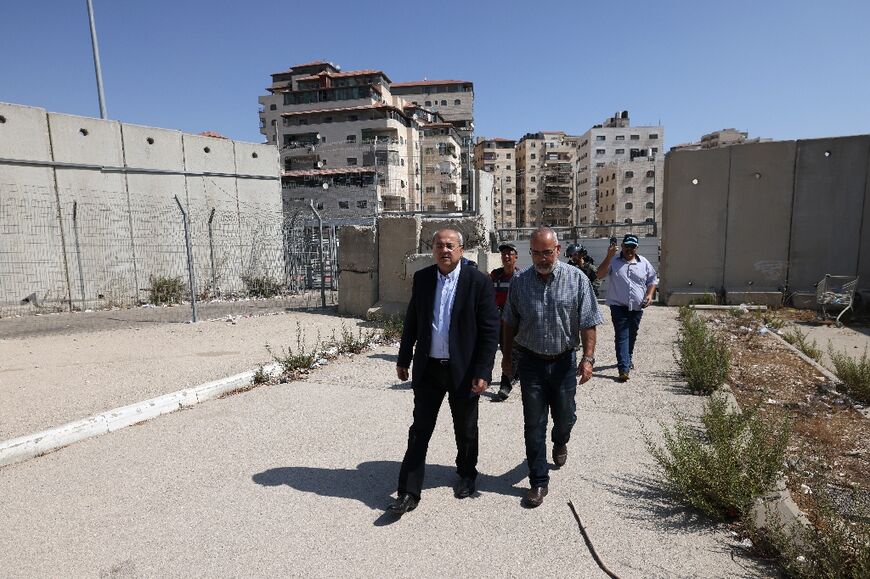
[389, 228, 500, 514]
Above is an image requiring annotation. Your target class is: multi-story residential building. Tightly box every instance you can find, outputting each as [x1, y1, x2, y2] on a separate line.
[670, 128, 769, 151]
[515, 132, 580, 228]
[473, 138, 516, 229]
[574, 111, 664, 227]
[258, 62, 466, 220]
[390, 80, 475, 204]
[594, 156, 665, 229]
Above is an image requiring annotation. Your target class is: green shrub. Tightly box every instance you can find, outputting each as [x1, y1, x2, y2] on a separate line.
[675, 310, 731, 394]
[377, 315, 404, 342]
[267, 322, 315, 381]
[647, 394, 790, 520]
[252, 365, 269, 385]
[148, 274, 185, 305]
[782, 327, 823, 363]
[689, 293, 719, 305]
[759, 310, 787, 331]
[828, 345, 870, 405]
[337, 323, 375, 355]
[241, 274, 283, 298]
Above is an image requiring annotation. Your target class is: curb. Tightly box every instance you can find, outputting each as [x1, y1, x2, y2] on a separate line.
[0, 362, 281, 469]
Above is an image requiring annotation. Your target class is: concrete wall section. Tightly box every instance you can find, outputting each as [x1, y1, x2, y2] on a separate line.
[724, 141, 796, 299]
[48, 112, 137, 308]
[377, 216, 421, 304]
[660, 148, 730, 302]
[860, 146, 870, 296]
[419, 214, 486, 252]
[0, 103, 68, 313]
[789, 136, 869, 293]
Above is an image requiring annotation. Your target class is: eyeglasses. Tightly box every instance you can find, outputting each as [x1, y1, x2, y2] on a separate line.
[434, 243, 460, 251]
[530, 249, 557, 257]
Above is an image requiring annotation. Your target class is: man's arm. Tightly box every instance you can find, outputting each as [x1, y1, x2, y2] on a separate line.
[577, 327, 596, 384]
[396, 274, 419, 380]
[501, 323, 516, 379]
[596, 244, 619, 279]
[641, 259, 659, 308]
[471, 274, 499, 394]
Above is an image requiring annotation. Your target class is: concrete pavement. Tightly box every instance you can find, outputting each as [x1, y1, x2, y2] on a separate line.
[0, 306, 773, 577]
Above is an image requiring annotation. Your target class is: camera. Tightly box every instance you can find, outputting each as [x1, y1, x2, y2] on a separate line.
[609, 236, 618, 246]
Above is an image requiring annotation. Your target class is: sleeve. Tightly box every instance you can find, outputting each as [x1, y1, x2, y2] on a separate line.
[473, 272, 499, 382]
[502, 277, 520, 329]
[397, 272, 419, 368]
[645, 258, 659, 287]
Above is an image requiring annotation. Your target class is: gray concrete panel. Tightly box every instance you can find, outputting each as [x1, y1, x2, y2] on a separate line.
[859, 145, 870, 293]
[789, 136, 869, 293]
[724, 141, 796, 295]
[660, 148, 730, 302]
[338, 226, 377, 273]
[337, 271, 378, 317]
[234, 142, 278, 177]
[419, 215, 486, 252]
[121, 124, 184, 171]
[377, 216, 420, 304]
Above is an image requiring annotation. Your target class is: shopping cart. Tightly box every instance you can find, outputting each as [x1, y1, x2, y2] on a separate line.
[815, 274, 859, 328]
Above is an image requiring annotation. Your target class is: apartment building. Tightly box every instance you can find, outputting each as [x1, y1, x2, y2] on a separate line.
[670, 128, 769, 151]
[515, 132, 580, 228]
[258, 62, 464, 220]
[594, 156, 665, 228]
[473, 138, 517, 228]
[574, 112, 664, 226]
[390, 80, 474, 202]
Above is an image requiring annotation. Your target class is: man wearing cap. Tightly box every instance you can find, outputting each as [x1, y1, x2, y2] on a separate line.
[596, 234, 658, 382]
[490, 242, 519, 400]
[566, 244, 600, 297]
[502, 228, 602, 508]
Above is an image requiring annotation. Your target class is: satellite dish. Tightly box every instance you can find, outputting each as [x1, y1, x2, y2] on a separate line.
[322, 182, 329, 190]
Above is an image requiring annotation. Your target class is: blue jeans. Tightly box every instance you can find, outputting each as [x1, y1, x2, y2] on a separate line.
[518, 350, 577, 487]
[610, 305, 644, 374]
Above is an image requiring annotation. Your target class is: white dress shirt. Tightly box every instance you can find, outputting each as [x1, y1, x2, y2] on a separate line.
[429, 261, 461, 359]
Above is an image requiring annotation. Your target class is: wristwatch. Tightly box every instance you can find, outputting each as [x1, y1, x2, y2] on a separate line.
[581, 355, 595, 366]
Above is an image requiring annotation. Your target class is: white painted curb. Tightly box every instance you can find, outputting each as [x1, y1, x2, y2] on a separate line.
[0, 361, 281, 469]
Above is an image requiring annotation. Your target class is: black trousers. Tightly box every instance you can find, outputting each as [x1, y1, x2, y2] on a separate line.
[397, 361, 480, 500]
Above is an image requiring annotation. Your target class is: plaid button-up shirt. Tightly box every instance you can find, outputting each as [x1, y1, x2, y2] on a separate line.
[503, 260, 603, 356]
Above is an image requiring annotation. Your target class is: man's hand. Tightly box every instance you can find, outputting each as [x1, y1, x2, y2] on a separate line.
[396, 366, 409, 382]
[577, 360, 593, 384]
[501, 356, 512, 379]
[606, 243, 619, 259]
[641, 297, 651, 308]
[471, 378, 488, 395]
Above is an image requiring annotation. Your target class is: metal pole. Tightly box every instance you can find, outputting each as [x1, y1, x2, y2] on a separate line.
[72, 201, 87, 311]
[207, 207, 217, 297]
[309, 200, 326, 307]
[499, 176, 505, 229]
[174, 195, 198, 322]
[85, 0, 108, 119]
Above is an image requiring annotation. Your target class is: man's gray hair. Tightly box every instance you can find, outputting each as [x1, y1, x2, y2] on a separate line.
[530, 227, 558, 245]
[432, 228, 464, 247]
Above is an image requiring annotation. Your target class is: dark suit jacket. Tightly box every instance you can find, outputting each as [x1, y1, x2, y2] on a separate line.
[397, 263, 499, 393]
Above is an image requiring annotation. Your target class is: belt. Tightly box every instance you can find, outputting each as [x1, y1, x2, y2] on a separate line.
[428, 357, 450, 366]
[516, 345, 573, 361]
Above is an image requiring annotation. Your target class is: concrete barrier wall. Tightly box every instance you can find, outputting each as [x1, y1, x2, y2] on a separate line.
[0, 102, 280, 314]
[660, 135, 870, 307]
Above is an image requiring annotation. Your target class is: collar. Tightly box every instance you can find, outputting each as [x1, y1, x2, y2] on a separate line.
[437, 260, 461, 282]
[535, 259, 563, 282]
[617, 251, 639, 264]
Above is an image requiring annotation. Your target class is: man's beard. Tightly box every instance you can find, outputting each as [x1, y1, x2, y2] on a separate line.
[534, 263, 554, 275]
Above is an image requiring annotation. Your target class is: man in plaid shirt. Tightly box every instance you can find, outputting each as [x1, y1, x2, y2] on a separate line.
[502, 228, 602, 508]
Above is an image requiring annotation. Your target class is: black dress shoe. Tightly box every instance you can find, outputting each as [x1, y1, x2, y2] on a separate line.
[388, 493, 419, 514]
[553, 443, 568, 468]
[455, 477, 476, 499]
[523, 486, 548, 508]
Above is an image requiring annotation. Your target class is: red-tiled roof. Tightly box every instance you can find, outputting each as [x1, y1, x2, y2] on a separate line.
[296, 69, 390, 82]
[198, 131, 229, 139]
[282, 166, 377, 178]
[391, 79, 472, 88]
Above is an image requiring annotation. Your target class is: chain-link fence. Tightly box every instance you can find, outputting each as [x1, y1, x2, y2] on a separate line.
[0, 182, 338, 324]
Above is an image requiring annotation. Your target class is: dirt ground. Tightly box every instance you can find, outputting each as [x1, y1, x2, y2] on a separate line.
[704, 309, 870, 524]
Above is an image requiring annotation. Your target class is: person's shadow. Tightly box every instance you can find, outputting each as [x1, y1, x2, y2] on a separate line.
[252, 460, 528, 526]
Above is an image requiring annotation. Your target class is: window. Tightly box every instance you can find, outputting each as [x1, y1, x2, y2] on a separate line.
[531, 187, 536, 193]
[646, 170, 655, 178]
[646, 202, 654, 209]
[347, 158, 357, 166]
[400, 159, 405, 166]
[624, 218, 633, 224]
[339, 201, 349, 209]
[630, 134, 639, 140]
[441, 100, 447, 106]
[505, 176, 512, 182]
[401, 180, 406, 188]
[426, 186, 435, 193]
[625, 187, 633, 194]
[646, 186, 655, 193]
[530, 153, 536, 159]
[324, 117, 333, 123]
[506, 153, 512, 159]
[506, 165, 511, 170]
[625, 170, 634, 178]
[346, 135, 356, 143]
[596, 135, 606, 141]
[649, 134, 659, 140]
[348, 115, 358, 121]
[625, 202, 633, 209]
[615, 135, 624, 141]
[596, 162, 604, 168]
[269, 104, 277, 111]
[316, 202, 324, 210]
[425, 101, 432, 106]
[454, 99, 461, 105]
[645, 217, 654, 223]
[595, 149, 605, 155]
[651, 147, 658, 154]
[615, 149, 625, 155]
[357, 200, 368, 209]
[298, 119, 308, 125]
[506, 198, 513, 204]
[531, 176, 536, 182]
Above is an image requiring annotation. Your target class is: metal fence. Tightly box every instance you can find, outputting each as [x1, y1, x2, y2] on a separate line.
[0, 182, 338, 322]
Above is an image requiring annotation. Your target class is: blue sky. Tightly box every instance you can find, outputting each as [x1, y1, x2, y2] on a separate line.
[3, 1, 869, 147]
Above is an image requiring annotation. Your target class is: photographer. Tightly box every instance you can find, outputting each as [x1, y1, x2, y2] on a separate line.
[596, 234, 658, 382]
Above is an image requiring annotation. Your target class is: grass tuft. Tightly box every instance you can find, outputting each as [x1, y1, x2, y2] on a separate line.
[827, 345, 870, 405]
[674, 309, 731, 394]
[148, 274, 185, 305]
[782, 327, 823, 362]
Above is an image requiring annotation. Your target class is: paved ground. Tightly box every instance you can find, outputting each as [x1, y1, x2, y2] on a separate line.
[0, 306, 774, 577]
[788, 318, 870, 370]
